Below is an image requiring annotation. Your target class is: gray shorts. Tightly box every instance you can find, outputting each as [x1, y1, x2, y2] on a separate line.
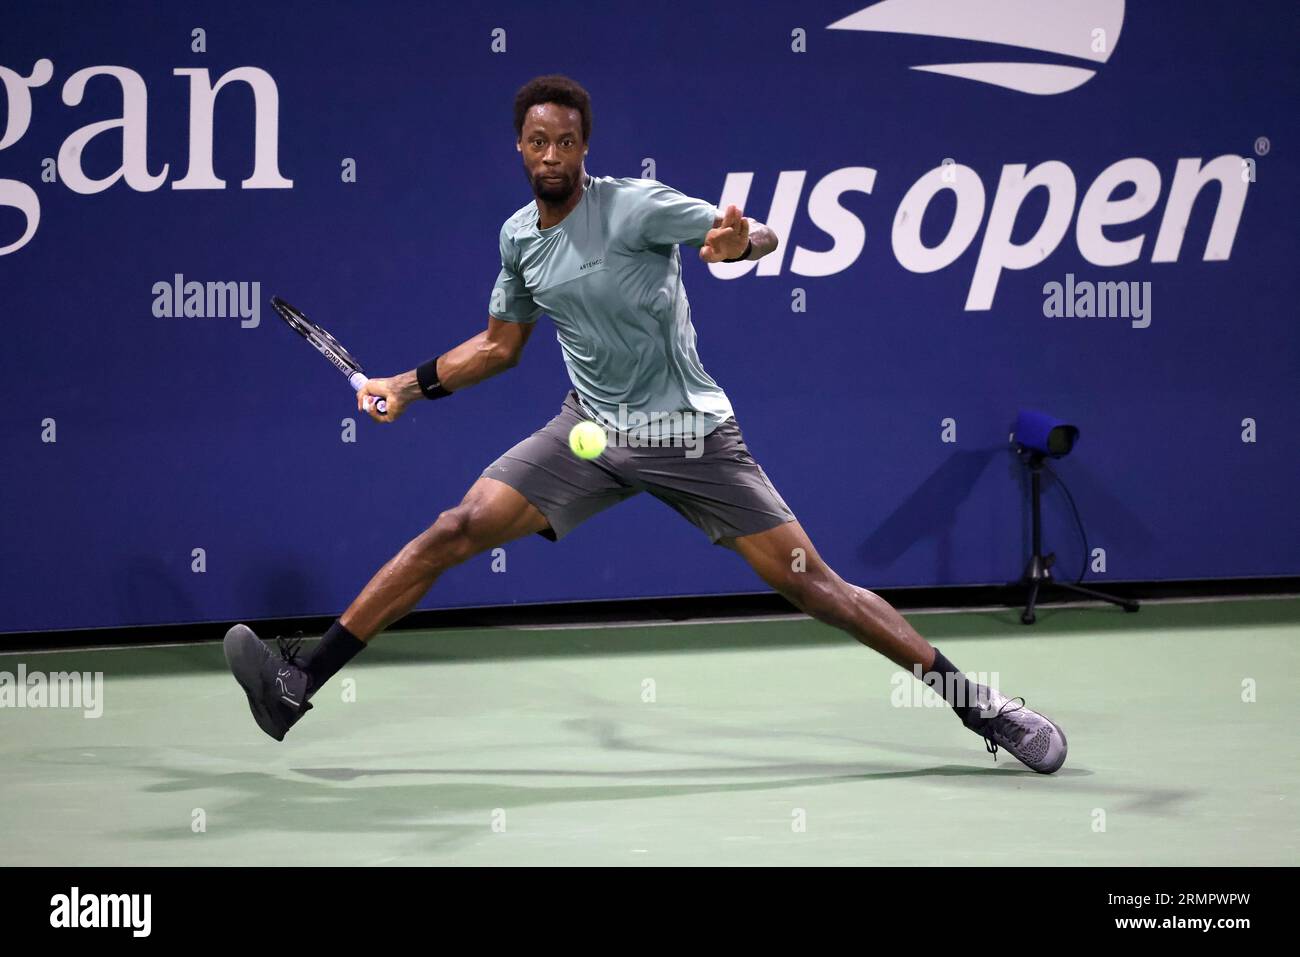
[480, 390, 796, 544]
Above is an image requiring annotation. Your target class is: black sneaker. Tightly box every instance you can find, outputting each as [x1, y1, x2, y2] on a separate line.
[961, 682, 1068, 774]
[223, 624, 313, 742]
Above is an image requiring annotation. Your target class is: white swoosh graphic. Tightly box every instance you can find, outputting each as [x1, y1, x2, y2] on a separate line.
[912, 61, 1098, 95]
[829, 0, 1126, 94]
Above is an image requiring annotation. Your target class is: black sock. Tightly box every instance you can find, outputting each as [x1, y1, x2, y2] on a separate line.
[302, 621, 366, 698]
[922, 648, 978, 722]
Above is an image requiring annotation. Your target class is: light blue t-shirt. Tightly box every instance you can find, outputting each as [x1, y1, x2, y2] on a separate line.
[490, 174, 733, 439]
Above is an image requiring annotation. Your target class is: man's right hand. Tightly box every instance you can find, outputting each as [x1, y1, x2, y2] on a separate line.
[357, 371, 422, 423]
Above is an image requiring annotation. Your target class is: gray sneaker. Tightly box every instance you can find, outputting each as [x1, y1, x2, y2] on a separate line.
[961, 683, 1068, 774]
[223, 624, 314, 742]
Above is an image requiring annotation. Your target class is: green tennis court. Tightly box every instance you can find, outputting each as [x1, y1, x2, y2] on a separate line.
[3, 597, 1295, 866]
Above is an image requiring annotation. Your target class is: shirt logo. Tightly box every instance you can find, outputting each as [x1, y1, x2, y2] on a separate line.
[579, 258, 604, 271]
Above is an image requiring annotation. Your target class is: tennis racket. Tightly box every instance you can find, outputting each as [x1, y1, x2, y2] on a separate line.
[269, 296, 387, 414]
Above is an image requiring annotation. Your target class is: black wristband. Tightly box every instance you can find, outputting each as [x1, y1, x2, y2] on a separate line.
[416, 355, 452, 399]
[722, 239, 753, 263]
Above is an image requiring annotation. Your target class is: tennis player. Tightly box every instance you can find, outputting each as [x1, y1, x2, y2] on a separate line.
[225, 75, 1067, 773]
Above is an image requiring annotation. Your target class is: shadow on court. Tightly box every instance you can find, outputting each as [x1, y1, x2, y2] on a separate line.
[109, 759, 1031, 855]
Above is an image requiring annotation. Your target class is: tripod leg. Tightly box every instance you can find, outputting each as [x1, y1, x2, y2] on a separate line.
[1053, 580, 1140, 612]
[1022, 578, 1042, 625]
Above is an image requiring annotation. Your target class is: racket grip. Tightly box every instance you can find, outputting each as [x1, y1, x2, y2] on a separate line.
[349, 373, 389, 415]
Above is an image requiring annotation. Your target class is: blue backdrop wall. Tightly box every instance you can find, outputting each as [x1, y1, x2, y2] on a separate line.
[2, 0, 1297, 633]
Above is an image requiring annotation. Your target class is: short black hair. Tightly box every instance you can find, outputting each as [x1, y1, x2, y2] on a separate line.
[513, 75, 592, 144]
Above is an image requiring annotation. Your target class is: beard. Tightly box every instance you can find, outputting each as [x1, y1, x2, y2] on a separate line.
[532, 170, 577, 203]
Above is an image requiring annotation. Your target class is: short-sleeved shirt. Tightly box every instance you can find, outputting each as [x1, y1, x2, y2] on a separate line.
[490, 174, 733, 440]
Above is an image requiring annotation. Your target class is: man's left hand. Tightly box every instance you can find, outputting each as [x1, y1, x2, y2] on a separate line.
[700, 204, 750, 263]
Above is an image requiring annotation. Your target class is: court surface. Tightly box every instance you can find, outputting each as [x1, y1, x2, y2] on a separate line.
[2, 596, 1296, 866]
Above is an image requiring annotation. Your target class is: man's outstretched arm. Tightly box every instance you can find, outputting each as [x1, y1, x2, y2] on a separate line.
[699, 204, 779, 263]
[357, 316, 534, 422]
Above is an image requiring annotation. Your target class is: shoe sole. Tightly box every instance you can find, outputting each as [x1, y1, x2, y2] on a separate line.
[1016, 713, 1068, 774]
[223, 625, 288, 742]
[1039, 718, 1068, 774]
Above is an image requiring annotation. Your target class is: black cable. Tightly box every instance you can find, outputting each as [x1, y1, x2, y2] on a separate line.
[1041, 460, 1089, 584]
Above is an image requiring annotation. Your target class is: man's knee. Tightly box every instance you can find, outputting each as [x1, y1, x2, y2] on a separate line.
[778, 572, 846, 622]
[412, 503, 495, 568]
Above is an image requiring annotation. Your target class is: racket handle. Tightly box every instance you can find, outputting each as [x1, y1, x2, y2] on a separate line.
[349, 373, 389, 415]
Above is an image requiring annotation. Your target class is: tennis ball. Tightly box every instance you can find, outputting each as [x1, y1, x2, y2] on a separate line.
[569, 420, 607, 459]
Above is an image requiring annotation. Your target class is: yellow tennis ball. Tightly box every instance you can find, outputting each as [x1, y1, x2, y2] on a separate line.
[569, 420, 607, 459]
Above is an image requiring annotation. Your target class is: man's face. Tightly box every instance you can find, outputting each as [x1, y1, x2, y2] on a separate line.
[517, 103, 586, 203]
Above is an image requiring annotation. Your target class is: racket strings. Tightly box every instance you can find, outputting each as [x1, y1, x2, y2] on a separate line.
[273, 299, 364, 370]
